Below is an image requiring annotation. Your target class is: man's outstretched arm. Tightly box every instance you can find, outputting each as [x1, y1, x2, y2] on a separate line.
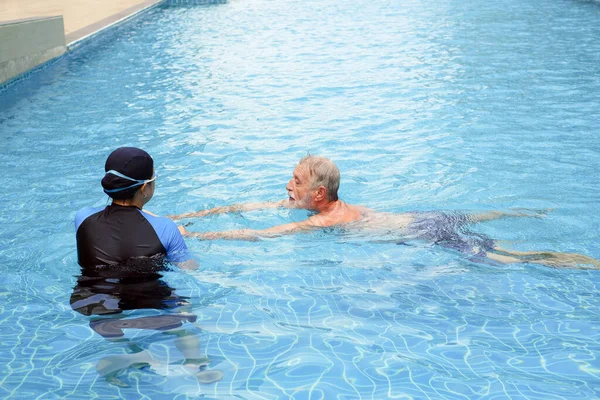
[180, 219, 317, 241]
[170, 200, 290, 220]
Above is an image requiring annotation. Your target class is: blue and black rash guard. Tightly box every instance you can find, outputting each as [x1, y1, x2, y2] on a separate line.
[75, 204, 189, 267]
[71, 204, 191, 316]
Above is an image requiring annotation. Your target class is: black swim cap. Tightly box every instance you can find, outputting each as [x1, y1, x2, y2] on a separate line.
[101, 147, 154, 199]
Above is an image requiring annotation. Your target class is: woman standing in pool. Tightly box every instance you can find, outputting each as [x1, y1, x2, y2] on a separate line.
[72, 146, 193, 316]
[71, 147, 220, 386]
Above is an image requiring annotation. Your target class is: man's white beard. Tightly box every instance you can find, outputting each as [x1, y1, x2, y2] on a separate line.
[295, 192, 314, 209]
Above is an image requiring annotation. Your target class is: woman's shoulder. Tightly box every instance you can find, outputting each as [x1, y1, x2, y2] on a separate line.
[140, 209, 179, 231]
[74, 206, 105, 230]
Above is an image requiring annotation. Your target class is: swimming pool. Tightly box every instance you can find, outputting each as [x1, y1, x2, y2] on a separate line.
[1, 0, 600, 398]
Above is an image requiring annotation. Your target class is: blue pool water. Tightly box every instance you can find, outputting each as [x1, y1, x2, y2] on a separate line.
[1, 0, 600, 398]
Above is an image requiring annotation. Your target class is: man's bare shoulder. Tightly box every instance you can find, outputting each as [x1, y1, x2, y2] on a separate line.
[305, 202, 368, 227]
[341, 202, 370, 220]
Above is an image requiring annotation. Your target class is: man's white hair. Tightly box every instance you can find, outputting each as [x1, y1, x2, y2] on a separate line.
[298, 155, 340, 201]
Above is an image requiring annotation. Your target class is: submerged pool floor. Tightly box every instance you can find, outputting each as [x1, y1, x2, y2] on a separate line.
[1, 0, 600, 398]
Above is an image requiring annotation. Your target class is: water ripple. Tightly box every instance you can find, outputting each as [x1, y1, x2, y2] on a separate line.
[1, 0, 600, 398]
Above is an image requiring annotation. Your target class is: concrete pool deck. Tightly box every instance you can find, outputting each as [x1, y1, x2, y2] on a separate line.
[0, 0, 162, 44]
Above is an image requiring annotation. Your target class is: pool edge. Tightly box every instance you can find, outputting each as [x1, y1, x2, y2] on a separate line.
[0, 0, 165, 92]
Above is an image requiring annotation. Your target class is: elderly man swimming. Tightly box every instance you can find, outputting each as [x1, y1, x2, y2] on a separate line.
[174, 156, 599, 269]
